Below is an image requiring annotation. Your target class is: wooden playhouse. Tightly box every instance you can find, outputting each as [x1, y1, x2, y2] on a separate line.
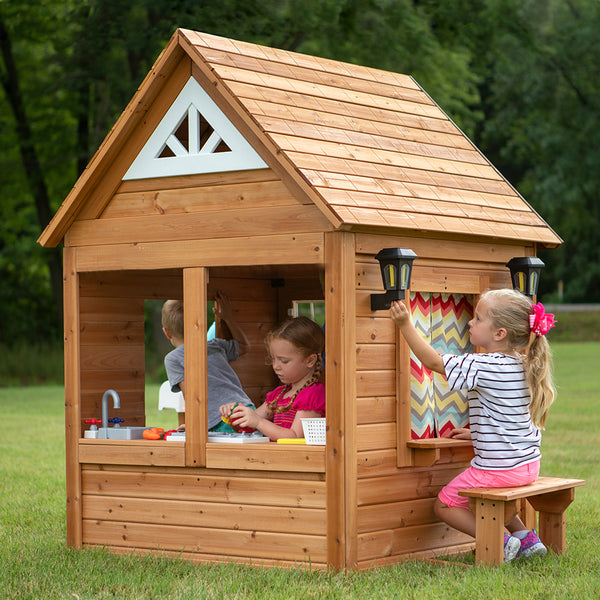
[39, 29, 562, 570]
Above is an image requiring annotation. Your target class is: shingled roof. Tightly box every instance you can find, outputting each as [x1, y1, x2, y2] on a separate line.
[39, 28, 561, 248]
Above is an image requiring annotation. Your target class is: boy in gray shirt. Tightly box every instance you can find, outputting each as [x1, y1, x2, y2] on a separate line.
[161, 292, 254, 431]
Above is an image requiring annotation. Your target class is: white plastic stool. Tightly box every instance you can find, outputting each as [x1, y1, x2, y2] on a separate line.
[158, 381, 185, 412]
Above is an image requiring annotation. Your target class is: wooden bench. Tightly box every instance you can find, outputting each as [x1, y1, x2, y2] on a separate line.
[459, 476, 585, 566]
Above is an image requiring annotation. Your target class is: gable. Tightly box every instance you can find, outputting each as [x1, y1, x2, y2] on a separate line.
[124, 77, 267, 179]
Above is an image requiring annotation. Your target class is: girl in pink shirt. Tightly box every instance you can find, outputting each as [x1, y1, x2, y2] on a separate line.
[220, 316, 325, 441]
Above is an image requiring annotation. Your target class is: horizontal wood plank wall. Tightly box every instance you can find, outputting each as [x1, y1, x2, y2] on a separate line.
[69, 167, 330, 272]
[74, 232, 325, 272]
[79, 274, 147, 433]
[69, 202, 328, 248]
[101, 171, 309, 219]
[78, 270, 183, 436]
[79, 440, 186, 467]
[80, 464, 327, 567]
[79, 269, 183, 299]
[205, 444, 325, 472]
[352, 234, 528, 563]
[355, 232, 533, 273]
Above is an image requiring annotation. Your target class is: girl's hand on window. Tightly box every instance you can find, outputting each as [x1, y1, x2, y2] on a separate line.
[449, 428, 471, 440]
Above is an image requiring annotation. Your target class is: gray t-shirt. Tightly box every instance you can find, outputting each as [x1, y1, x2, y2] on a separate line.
[164, 339, 253, 429]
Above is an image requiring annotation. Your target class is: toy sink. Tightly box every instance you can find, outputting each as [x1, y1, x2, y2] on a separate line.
[97, 426, 148, 440]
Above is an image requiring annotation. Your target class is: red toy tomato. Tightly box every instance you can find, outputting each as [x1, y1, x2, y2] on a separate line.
[221, 403, 254, 433]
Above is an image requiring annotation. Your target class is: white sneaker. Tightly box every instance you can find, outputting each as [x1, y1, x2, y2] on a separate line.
[504, 533, 521, 562]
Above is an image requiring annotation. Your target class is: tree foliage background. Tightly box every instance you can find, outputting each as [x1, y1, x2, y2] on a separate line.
[1, 0, 598, 345]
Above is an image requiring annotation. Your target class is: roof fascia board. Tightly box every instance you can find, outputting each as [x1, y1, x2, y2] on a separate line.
[341, 222, 561, 249]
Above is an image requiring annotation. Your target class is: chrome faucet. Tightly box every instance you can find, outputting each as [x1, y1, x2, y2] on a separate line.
[101, 389, 121, 430]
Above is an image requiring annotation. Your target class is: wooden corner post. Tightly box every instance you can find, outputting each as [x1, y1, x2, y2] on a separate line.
[325, 231, 357, 570]
[63, 247, 82, 547]
[183, 267, 208, 467]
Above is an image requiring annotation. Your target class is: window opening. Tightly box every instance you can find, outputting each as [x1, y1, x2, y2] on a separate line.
[409, 292, 473, 439]
[291, 300, 325, 327]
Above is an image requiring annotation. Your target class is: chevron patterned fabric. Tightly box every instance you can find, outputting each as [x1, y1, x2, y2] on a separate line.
[431, 294, 472, 437]
[410, 292, 435, 439]
[410, 292, 473, 439]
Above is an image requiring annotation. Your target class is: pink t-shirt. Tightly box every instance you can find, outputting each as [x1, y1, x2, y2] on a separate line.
[265, 382, 326, 429]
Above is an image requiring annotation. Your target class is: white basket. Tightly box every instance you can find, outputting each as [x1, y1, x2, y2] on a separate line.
[301, 418, 326, 445]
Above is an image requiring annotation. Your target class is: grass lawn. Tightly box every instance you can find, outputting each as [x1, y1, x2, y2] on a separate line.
[1, 342, 600, 599]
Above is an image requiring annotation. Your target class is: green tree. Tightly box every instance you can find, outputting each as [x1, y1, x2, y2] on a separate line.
[1, 0, 486, 343]
[0, 1, 72, 340]
[473, 0, 600, 301]
[3, 0, 596, 348]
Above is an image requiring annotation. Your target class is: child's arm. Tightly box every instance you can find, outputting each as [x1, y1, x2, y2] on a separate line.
[230, 403, 303, 441]
[214, 291, 250, 356]
[390, 300, 445, 374]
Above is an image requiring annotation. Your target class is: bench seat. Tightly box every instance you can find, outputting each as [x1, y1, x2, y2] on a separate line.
[459, 476, 585, 566]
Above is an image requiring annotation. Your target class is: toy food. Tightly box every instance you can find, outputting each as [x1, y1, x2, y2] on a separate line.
[143, 427, 165, 440]
[221, 403, 254, 433]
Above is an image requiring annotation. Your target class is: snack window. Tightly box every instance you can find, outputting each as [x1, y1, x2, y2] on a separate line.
[401, 291, 477, 468]
[408, 292, 473, 440]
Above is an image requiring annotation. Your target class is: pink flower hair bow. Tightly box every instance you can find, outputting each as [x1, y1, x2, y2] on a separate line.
[529, 303, 557, 337]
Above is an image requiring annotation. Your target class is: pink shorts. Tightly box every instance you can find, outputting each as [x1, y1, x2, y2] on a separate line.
[438, 460, 540, 509]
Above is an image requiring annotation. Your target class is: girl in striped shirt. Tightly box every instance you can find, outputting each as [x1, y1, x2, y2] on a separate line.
[391, 289, 556, 561]
[220, 316, 325, 441]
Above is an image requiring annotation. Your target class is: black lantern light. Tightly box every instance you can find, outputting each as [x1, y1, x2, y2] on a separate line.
[370, 248, 418, 311]
[506, 256, 545, 298]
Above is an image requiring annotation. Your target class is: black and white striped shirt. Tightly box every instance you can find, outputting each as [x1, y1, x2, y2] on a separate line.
[443, 353, 541, 471]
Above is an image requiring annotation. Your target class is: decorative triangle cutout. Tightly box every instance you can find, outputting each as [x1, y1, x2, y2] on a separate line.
[123, 77, 267, 180]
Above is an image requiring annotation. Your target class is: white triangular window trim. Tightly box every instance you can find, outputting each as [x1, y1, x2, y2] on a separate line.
[123, 77, 267, 180]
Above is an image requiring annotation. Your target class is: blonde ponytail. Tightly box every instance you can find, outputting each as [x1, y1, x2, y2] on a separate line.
[523, 335, 555, 429]
[483, 289, 555, 429]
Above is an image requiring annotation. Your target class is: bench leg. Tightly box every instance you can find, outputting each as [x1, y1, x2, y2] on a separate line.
[471, 498, 517, 566]
[517, 498, 537, 531]
[528, 488, 575, 554]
